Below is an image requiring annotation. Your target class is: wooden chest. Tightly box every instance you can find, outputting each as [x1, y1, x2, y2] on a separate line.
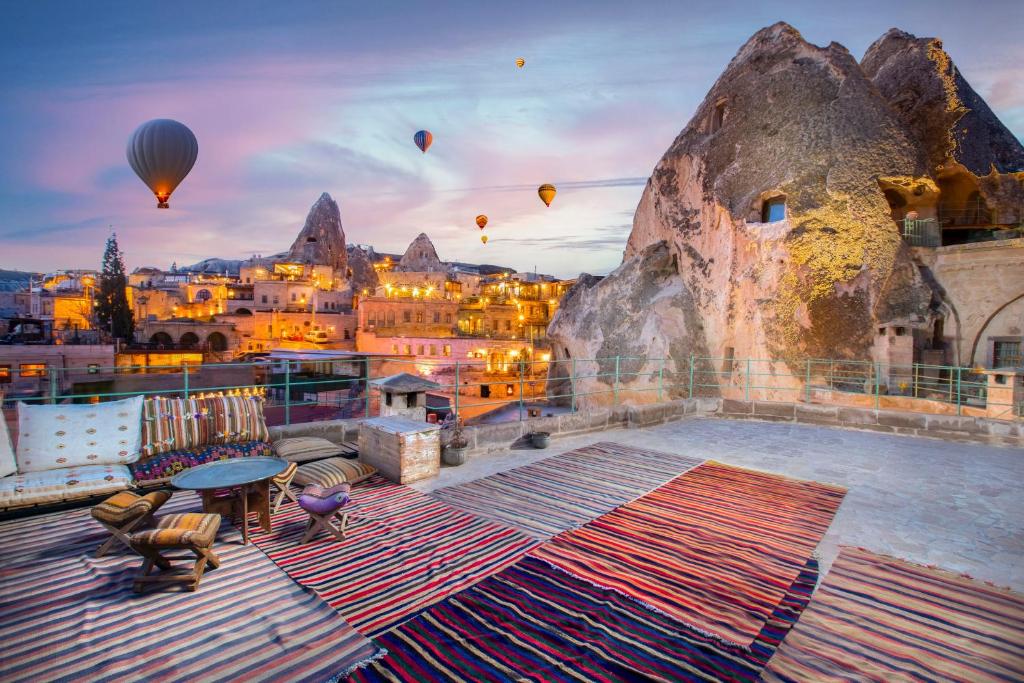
[358, 416, 440, 484]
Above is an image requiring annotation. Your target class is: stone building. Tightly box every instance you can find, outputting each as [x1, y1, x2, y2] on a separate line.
[549, 23, 1024, 407]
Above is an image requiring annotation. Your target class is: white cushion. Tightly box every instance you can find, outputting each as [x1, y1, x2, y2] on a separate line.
[0, 418, 15, 478]
[16, 396, 144, 473]
[0, 464, 132, 508]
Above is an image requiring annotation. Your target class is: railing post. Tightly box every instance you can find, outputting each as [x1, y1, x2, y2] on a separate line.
[454, 360, 460, 421]
[744, 358, 750, 402]
[657, 358, 664, 402]
[284, 360, 291, 426]
[874, 362, 881, 410]
[613, 356, 620, 406]
[183, 363, 190, 400]
[364, 358, 371, 417]
[48, 367, 58, 405]
[913, 363, 919, 398]
[518, 357, 525, 421]
[570, 358, 576, 413]
[804, 359, 811, 403]
[956, 366, 962, 416]
[688, 354, 694, 399]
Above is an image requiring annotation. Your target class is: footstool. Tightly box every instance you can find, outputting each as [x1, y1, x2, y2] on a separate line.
[297, 483, 351, 545]
[270, 461, 299, 514]
[130, 513, 222, 592]
[91, 490, 172, 557]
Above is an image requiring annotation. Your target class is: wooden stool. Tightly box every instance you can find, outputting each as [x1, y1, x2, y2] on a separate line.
[91, 490, 172, 557]
[270, 461, 299, 514]
[130, 513, 221, 592]
[297, 483, 351, 544]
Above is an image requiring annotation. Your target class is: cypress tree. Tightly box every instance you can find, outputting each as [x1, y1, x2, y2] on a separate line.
[96, 233, 135, 341]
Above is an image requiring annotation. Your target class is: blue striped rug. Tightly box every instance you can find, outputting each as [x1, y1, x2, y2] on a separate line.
[0, 493, 382, 682]
[431, 441, 704, 539]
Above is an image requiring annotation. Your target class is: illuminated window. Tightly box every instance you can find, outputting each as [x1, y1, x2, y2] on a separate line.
[20, 363, 46, 377]
[433, 311, 440, 323]
[386, 311, 395, 326]
[392, 344, 399, 353]
[417, 345, 425, 355]
[403, 344, 412, 355]
[761, 196, 786, 223]
[443, 345, 451, 357]
[0, 365, 10, 383]
[445, 313, 452, 324]
[430, 344, 437, 355]
[416, 311, 424, 323]
[403, 311, 411, 323]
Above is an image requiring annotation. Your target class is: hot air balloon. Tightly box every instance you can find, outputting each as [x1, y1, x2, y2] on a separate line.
[515, 57, 526, 68]
[481, 234, 488, 245]
[537, 183, 556, 207]
[475, 214, 488, 229]
[414, 130, 433, 153]
[126, 119, 198, 209]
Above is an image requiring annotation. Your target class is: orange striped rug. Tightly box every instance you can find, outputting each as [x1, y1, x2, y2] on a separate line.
[530, 461, 846, 647]
[763, 546, 1024, 682]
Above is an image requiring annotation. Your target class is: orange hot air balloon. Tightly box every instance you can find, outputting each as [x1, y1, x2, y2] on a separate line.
[475, 214, 488, 229]
[481, 234, 488, 245]
[414, 130, 433, 153]
[515, 57, 525, 68]
[537, 183, 556, 207]
[127, 119, 198, 208]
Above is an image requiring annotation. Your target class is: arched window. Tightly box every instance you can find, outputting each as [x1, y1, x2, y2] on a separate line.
[207, 332, 228, 352]
[761, 196, 786, 223]
[194, 289, 212, 302]
[710, 99, 727, 133]
[180, 332, 200, 349]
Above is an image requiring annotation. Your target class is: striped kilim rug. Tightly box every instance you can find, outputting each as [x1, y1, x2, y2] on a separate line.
[431, 441, 704, 539]
[350, 555, 820, 682]
[763, 546, 1024, 682]
[531, 461, 847, 647]
[0, 493, 382, 683]
[248, 475, 539, 636]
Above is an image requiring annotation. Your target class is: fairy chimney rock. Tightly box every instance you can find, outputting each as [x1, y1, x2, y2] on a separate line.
[397, 233, 444, 272]
[287, 193, 348, 272]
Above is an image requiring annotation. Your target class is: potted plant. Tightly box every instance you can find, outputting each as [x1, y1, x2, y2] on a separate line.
[530, 431, 550, 449]
[442, 418, 469, 466]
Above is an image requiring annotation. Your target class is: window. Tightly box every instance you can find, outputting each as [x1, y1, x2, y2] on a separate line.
[368, 311, 377, 326]
[20, 363, 46, 377]
[433, 311, 440, 323]
[417, 345, 425, 355]
[386, 311, 395, 326]
[408, 393, 418, 407]
[445, 313, 452, 324]
[273, 296, 279, 305]
[344, 329, 350, 340]
[267, 324, 273, 334]
[710, 99, 726, 132]
[761, 196, 786, 223]
[416, 311, 424, 323]
[505, 320, 512, 331]
[403, 311, 411, 323]
[261, 295, 268, 304]
[429, 344, 437, 355]
[993, 341, 1021, 368]
[0, 365, 10, 383]
[403, 344, 412, 355]
[443, 344, 451, 357]
[87, 363, 100, 374]
[385, 393, 393, 407]
[291, 293, 297, 302]
[392, 344, 399, 353]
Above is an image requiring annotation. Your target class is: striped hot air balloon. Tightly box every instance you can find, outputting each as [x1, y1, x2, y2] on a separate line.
[126, 119, 198, 209]
[413, 130, 433, 153]
[537, 183, 556, 207]
[475, 215, 488, 229]
[515, 57, 525, 68]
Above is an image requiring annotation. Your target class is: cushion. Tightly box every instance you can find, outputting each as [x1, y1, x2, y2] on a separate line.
[130, 440, 272, 484]
[0, 464, 132, 509]
[272, 437, 344, 463]
[132, 513, 220, 549]
[293, 458, 377, 488]
[298, 483, 351, 515]
[0, 417, 15, 478]
[141, 396, 269, 458]
[91, 489, 171, 526]
[16, 396, 144, 472]
[272, 461, 298, 486]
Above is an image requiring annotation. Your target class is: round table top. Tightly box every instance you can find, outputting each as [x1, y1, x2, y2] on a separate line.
[170, 456, 289, 491]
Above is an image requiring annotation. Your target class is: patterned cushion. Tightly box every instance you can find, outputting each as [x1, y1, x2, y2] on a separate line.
[131, 513, 220, 549]
[298, 483, 351, 515]
[272, 437, 344, 463]
[91, 490, 171, 526]
[0, 464, 132, 508]
[272, 461, 298, 486]
[293, 458, 377, 488]
[16, 396, 144, 472]
[130, 440, 273, 484]
[0, 417, 15, 478]
[141, 396, 269, 458]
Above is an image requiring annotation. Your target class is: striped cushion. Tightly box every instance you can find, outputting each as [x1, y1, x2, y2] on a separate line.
[91, 490, 171, 525]
[272, 461, 298, 486]
[272, 437, 344, 463]
[141, 396, 269, 457]
[131, 513, 220, 549]
[130, 440, 273, 484]
[293, 458, 377, 488]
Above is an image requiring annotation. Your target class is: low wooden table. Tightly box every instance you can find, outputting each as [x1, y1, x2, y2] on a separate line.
[171, 457, 288, 545]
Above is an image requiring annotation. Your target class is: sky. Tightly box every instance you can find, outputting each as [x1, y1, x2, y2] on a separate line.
[1, 1, 1021, 279]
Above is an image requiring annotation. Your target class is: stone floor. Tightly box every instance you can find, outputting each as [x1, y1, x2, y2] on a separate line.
[411, 417, 1024, 591]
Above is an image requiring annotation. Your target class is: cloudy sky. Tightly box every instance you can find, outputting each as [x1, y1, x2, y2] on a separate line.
[1, 1, 1021, 278]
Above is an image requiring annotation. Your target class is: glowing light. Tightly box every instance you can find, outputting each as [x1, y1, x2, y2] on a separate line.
[540, 352, 551, 362]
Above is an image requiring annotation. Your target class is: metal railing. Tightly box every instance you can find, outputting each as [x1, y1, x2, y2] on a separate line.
[902, 217, 941, 247]
[1, 354, 1019, 426]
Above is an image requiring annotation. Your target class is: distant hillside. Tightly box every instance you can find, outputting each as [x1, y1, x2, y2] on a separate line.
[182, 258, 245, 275]
[0, 269, 37, 292]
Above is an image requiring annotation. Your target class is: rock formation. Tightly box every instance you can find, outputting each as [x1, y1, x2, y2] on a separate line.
[346, 244, 380, 293]
[287, 193, 348, 272]
[397, 232, 444, 272]
[548, 22, 1022, 407]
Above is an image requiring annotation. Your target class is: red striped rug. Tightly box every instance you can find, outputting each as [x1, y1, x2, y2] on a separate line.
[248, 475, 539, 636]
[531, 461, 846, 647]
[763, 546, 1024, 682]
